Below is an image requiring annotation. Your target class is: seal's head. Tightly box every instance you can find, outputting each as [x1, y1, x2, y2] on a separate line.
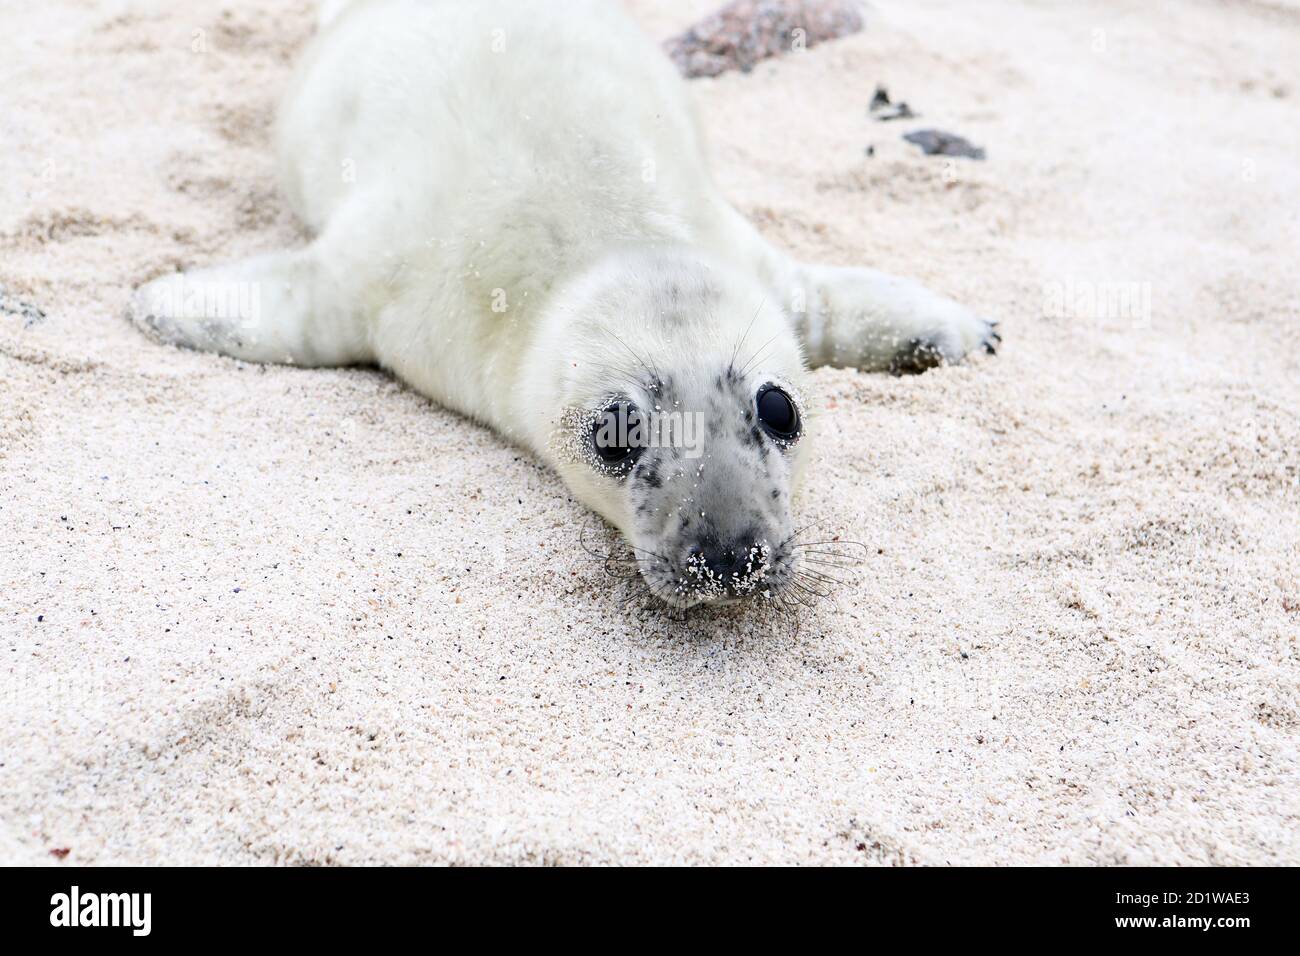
[524, 251, 813, 607]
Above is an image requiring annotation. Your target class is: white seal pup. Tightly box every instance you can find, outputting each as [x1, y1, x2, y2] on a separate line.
[129, 0, 998, 608]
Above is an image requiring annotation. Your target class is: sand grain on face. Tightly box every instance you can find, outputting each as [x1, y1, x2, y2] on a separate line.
[1, 0, 1298, 865]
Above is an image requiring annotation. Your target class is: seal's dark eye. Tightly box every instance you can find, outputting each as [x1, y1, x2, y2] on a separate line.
[591, 401, 644, 474]
[756, 385, 799, 440]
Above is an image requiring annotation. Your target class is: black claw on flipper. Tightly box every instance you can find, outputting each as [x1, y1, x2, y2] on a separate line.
[889, 337, 947, 375]
[984, 320, 1002, 355]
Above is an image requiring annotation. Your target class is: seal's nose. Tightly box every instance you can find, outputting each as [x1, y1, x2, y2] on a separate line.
[696, 544, 742, 578]
[686, 537, 768, 593]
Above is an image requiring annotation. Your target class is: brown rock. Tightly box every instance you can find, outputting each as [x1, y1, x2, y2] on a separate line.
[664, 0, 865, 78]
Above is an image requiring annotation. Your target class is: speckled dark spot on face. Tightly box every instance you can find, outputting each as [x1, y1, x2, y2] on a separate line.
[638, 460, 662, 488]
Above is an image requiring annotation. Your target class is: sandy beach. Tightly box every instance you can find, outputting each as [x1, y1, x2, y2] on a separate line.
[1, 0, 1297, 864]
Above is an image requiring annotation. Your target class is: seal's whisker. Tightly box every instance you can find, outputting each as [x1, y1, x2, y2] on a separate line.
[738, 329, 782, 378]
[798, 549, 861, 562]
[797, 552, 866, 569]
[790, 573, 834, 600]
[779, 574, 819, 603]
[800, 559, 859, 574]
[604, 558, 643, 579]
[766, 592, 799, 624]
[798, 547, 866, 559]
[580, 522, 654, 586]
[791, 537, 868, 550]
[796, 566, 851, 587]
[790, 573, 829, 595]
[778, 520, 832, 551]
[629, 573, 681, 614]
[580, 521, 665, 562]
[614, 568, 658, 605]
[658, 587, 688, 615]
[787, 586, 827, 608]
[728, 299, 766, 373]
[780, 590, 811, 613]
[784, 588, 818, 610]
[585, 360, 657, 395]
[793, 541, 870, 560]
[628, 544, 670, 563]
[579, 520, 615, 558]
[604, 328, 661, 384]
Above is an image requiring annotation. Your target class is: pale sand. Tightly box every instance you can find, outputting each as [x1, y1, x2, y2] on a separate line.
[2, 0, 1297, 865]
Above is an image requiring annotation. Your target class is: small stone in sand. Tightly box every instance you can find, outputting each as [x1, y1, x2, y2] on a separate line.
[903, 128, 987, 160]
[0, 285, 46, 327]
[665, 0, 865, 79]
[869, 85, 917, 121]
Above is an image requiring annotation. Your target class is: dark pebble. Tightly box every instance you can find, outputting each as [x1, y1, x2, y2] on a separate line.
[903, 128, 986, 160]
[0, 285, 46, 328]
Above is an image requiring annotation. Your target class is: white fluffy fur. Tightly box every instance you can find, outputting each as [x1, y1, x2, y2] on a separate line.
[128, 0, 995, 603]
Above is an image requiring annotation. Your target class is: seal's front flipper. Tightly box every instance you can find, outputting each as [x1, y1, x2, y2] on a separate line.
[127, 246, 371, 368]
[784, 264, 998, 373]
